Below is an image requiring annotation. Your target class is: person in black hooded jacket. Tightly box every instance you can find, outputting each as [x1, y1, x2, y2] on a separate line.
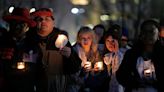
[30, 8, 82, 92]
[116, 19, 160, 92]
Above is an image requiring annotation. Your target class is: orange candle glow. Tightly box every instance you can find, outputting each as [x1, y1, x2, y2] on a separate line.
[97, 61, 103, 70]
[145, 69, 151, 74]
[17, 62, 25, 69]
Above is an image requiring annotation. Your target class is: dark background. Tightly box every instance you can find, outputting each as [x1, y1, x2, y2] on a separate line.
[0, 0, 164, 44]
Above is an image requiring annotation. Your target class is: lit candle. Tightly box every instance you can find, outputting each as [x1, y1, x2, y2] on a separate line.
[85, 61, 92, 69]
[17, 62, 25, 69]
[144, 69, 151, 74]
[55, 34, 68, 49]
[144, 68, 152, 77]
[97, 61, 103, 70]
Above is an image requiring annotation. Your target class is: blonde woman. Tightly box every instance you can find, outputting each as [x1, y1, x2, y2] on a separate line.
[69, 26, 109, 92]
[76, 26, 99, 69]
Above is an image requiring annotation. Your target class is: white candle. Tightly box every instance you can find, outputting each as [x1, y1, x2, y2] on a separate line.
[144, 68, 152, 77]
[17, 62, 25, 69]
[144, 69, 151, 74]
[97, 61, 103, 70]
[55, 34, 68, 49]
[85, 61, 92, 68]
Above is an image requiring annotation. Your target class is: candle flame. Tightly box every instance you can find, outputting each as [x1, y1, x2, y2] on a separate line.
[97, 62, 103, 70]
[144, 68, 152, 75]
[55, 34, 68, 49]
[17, 62, 25, 69]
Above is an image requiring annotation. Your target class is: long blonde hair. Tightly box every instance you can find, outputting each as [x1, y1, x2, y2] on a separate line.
[76, 26, 100, 63]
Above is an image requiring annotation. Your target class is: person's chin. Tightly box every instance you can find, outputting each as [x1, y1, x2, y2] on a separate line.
[39, 29, 48, 33]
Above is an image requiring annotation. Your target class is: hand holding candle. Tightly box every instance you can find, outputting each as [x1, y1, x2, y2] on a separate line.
[84, 61, 92, 72]
[104, 53, 112, 65]
[144, 68, 152, 78]
[59, 46, 71, 58]
[55, 34, 68, 50]
[94, 61, 103, 71]
[17, 62, 25, 69]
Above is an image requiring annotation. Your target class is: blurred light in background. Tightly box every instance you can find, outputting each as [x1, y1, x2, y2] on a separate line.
[79, 8, 85, 13]
[86, 24, 94, 29]
[71, 7, 79, 14]
[70, 0, 89, 5]
[134, 0, 140, 4]
[30, 7, 36, 13]
[100, 14, 110, 21]
[71, 7, 85, 14]
[0, 0, 162, 43]
[110, 0, 116, 4]
[9, 6, 14, 13]
[110, 14, 118, 20]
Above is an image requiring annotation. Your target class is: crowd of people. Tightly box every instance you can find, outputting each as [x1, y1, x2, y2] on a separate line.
[0, 7, 163, 92]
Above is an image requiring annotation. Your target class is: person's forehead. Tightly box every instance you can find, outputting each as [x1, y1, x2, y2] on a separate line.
[81, 33, 92, 38]
[106, 35, 113, 40]
[143, 28, 158, 34]
[38, 16, 52, 18]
